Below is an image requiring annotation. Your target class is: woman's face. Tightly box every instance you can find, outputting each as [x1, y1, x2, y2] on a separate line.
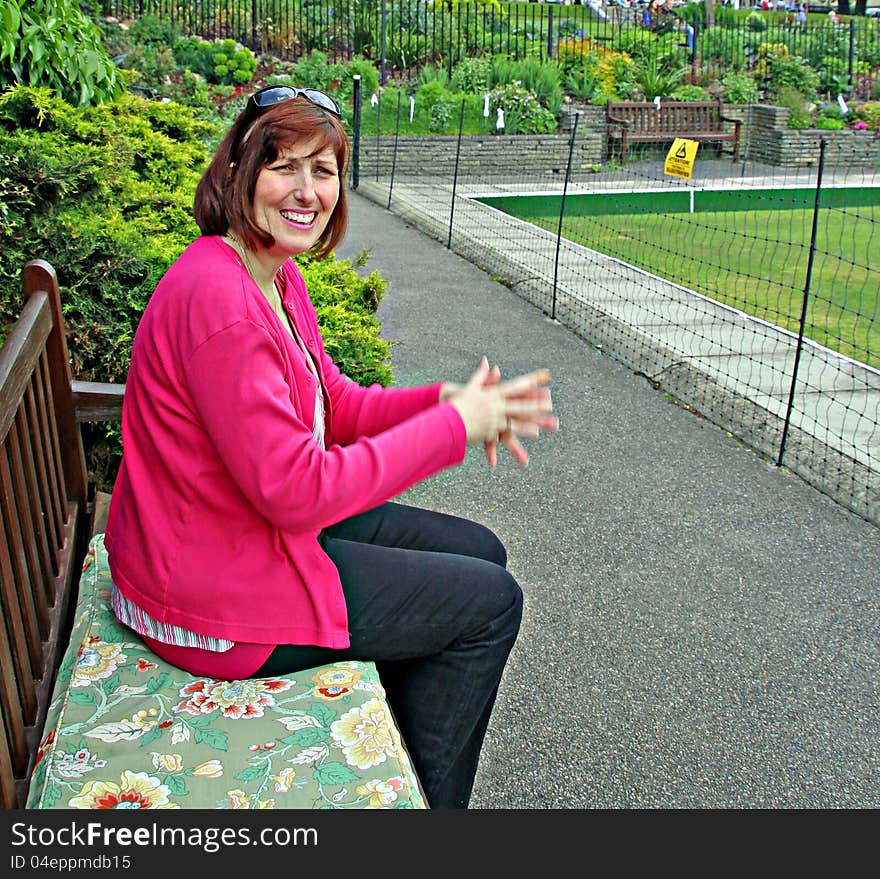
[252, 135, 340, 257]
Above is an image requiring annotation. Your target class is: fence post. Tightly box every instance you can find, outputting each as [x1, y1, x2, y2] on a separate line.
[252, 0, 257, 49]
[447, 100, 466, 250]
[848, 19, 855, 93]
[547, 5, 554, 60]
[387, 90, 402, 211]
[381, 0, 388, 86]
[552, 113, 579, 322]
[376, 92, 381, 182]
[778, 138, 826, 469]
[351, 75, 361, 191]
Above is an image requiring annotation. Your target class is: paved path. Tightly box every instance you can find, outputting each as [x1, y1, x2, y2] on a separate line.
[336, 189, 880, 809]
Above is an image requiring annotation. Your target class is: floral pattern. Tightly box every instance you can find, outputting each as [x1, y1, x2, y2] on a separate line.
[27, 535, 427, 810]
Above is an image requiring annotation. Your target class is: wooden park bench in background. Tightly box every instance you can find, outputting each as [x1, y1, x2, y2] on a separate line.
[606, 99, 742, 163]
[1, 259, 427, 810]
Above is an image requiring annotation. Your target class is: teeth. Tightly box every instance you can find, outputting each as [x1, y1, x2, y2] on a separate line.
[281, 210, 316, 224]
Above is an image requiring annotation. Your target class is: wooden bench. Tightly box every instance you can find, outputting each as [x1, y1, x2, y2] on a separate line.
[606, 99, 741, 163]
[1, 259, 427, 810]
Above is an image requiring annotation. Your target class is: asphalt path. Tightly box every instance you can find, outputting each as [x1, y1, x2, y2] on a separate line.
[335, 189, 880, 809]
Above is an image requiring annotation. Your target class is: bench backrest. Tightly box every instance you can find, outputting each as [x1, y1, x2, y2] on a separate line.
[0, 260, 120, 808]
[606, 100, 724, 132]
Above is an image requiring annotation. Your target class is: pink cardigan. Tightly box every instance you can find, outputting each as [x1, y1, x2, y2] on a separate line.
[105, 236, 466, 676]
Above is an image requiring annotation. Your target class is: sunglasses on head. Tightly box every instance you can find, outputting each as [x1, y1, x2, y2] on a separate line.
[245, 85, 342, 119]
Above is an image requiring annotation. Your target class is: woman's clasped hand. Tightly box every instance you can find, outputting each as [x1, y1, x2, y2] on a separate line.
[441, 357, 558, 467]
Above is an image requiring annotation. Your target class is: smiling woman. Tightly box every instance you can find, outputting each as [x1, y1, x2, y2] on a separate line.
[102, 83, 557, 810]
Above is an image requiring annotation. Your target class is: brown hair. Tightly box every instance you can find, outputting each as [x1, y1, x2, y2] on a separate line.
[193, 96, 349, 259]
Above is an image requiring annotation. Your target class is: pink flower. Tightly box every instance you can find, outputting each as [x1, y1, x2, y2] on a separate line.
[852, 120, 867, 130]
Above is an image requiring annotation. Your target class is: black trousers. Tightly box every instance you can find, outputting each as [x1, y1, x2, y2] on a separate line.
[255, 501, 524, 809]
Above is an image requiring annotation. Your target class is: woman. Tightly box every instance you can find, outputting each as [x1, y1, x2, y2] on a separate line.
[105, 85, 557, 809]
[643, 0, 661, 28]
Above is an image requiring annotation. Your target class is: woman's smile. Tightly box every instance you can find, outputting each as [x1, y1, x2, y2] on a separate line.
[253, 136, 340, 260]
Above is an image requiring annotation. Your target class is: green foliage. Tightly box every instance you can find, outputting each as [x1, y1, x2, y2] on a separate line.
[633, 58, 687, 101]
[774, 85, 813, 129]
[298, 252, 394, 388]
[760, 48, 820, 103]
[849, 100, 880, 128]
[611, 28, 658, 63]
[172, 37, 257, 86]
[814, 114, 845, 130]
[819, 55, 852, 99]
[0, 86, 216, 487]
[335, 56, 380, 110]
[745, 12, 769, 32]
[720, 70, 761, 105]
[414, 78, 457, 132]
[488, 82, 557, 134]
[0, 0, 123, 106]
[451, 56, 492, 95]
[128, 13, 181, 48]
[671, 84, 711, 102]
[565, 59, 602, 102]
[287, 50, 342, 92]
[484, 54, 563, 117]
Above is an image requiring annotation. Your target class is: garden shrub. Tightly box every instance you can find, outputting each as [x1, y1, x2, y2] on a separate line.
[334, 56, 380, 112]
[759, 47, 820, 103]
[671, 84, 712, 102]
[848, 100, 880, 129]
[562, 49, 634, 104]
[745, 11, 769, 32]
[774, 85, 813, 129]
[565, 59, 602, 102]
[298, 253, 394, 389]
[488, 82, 557, 134]
[128, 12, 181, 48]
[633, 58, 687, 101]
[286, 50, 345, 93]
[451, 56, 492, 95]
[814, 105, 846, 130]
[720, 70, 761, 105]
[172, 37, 257, 86]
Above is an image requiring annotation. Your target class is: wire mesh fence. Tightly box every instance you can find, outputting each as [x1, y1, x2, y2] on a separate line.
[355, 95, 880, 527]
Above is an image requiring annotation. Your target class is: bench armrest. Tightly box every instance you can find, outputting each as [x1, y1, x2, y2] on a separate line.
[72, 380, 125, 422]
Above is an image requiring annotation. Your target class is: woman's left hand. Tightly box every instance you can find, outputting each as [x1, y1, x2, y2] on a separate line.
[483, 365, 557, 467]
[440, 365, 557, 466]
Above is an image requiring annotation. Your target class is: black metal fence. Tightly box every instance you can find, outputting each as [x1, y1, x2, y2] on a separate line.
[359, 99, 880, 527]
[100, 1, 880, 97]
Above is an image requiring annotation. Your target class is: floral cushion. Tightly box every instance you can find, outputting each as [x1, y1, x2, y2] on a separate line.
[27, 535, 427, 810]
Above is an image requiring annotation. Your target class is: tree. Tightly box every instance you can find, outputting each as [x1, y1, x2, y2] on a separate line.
[0, 0, 122, 105]
[705, 0, 716, 28]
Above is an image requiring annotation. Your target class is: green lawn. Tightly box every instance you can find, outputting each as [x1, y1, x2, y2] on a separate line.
[481, 193, 880, 369]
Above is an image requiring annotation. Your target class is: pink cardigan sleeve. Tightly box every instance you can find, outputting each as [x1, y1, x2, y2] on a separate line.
[185, 318, 466, 533]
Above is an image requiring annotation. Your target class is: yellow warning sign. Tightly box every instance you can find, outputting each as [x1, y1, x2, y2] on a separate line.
[664, 138, 699, 180]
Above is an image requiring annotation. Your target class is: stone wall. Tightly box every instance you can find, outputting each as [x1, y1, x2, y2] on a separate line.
[355, 105, 605, 181]
[739, 104, 880, 167]
[353, 102, 880, 180]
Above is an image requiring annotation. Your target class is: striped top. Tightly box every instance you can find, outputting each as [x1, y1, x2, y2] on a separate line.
[110, 275, 326, 651]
